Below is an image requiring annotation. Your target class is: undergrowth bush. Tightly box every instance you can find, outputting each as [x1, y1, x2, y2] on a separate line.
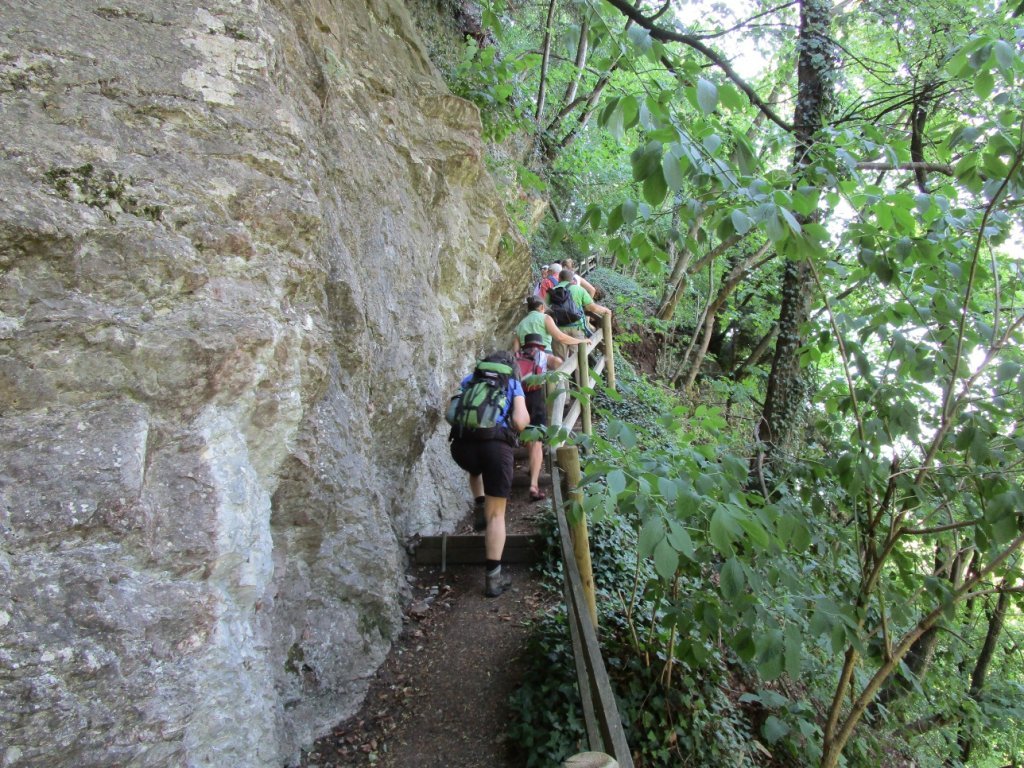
[513, 501, 759, 767]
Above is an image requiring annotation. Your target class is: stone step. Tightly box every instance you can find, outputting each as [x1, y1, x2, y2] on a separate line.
[511, 473, 551, 488]
[411, 534, 545, 565]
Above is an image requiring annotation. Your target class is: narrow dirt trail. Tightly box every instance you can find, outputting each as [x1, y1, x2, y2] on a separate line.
[299, 455, 557, 768]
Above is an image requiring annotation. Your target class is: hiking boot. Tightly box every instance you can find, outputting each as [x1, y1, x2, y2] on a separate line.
[473, 504, 486, 532]
[485, 566, 512, 598]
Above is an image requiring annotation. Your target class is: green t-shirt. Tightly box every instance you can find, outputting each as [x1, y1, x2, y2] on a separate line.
[554, 281, 592, 331]
[515, 310, 551, 350]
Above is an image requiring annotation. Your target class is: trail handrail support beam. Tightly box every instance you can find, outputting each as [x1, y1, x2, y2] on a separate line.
[543, 315, 631, 766]
[551, 445, 634, 767]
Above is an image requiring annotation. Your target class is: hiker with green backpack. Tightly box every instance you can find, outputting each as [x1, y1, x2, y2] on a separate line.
[446, 351, 529, 597]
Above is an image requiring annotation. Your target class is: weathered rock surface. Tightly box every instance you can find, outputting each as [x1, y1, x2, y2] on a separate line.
[0, 1, 528, 766]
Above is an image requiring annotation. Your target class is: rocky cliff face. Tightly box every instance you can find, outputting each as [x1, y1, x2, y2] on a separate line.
[0, 1, 528, 765]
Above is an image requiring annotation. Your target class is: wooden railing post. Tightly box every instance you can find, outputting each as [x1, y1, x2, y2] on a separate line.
[578, 339, 592, 436]
[564, 753, 618, 768]
[601, 313, 616, 393]
[557, 445, 598, 629]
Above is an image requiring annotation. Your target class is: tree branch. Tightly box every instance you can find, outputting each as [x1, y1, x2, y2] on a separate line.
[601, 0, 795, 132]
[856, 161, 953, 175]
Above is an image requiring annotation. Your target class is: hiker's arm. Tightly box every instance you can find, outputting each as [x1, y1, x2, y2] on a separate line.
[578, 275, 597, 298]
[511, 395, 529, 431]
[512, 335, 521, 353]
[544, 315, 584, 345]
[586, 301, 611, 317]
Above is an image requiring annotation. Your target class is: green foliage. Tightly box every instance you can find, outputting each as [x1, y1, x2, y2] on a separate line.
[506, 609, 587, 766]
[441, 1, 1024, 765]
[449, 40, 538, 142]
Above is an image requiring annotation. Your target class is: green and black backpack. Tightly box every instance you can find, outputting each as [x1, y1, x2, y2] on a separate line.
[446, 352, 519, 444]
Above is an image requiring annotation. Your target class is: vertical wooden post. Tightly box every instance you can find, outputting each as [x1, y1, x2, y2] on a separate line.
[546, 375, 557, 432]
[557, 445, 598, 629]
[579, 338, 592, 436]
[601, 312, 616, 392]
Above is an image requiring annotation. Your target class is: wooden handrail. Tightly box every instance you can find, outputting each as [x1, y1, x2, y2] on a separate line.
[538, 317, 631, 765]
[547, 315, 615, 439]
[551, 446, 634, 767]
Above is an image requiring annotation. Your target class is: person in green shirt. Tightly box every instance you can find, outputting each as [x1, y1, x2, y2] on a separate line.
[550, 268, 611, 361]
[513, 295, 584, 369]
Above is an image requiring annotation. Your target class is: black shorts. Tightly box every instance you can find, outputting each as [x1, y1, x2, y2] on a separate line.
[450, 438, 515, 498]
[524, 388, 546, 427]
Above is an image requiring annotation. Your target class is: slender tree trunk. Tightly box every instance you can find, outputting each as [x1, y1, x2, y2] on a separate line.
[874, 544, 953, 711]
[681, 243, 773, 389]
[561, 18, 589, 108]
[758, 0, 833, 455]
[535, 0, 558, 121]
[731, 324, 778, 380]
[957, 586, 1011, 764]
[657, 203, 690, 319]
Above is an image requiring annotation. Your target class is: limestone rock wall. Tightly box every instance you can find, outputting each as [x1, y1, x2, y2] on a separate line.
[0, 1, 528, 766]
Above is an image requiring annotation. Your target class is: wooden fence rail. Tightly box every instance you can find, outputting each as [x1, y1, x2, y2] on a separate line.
[549, 312, 614, 440]
[547, 312, 633, 768]
[552, 445, 634, 768]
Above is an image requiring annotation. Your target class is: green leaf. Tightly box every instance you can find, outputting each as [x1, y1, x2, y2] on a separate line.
[765, 211, 787, 243]
[993, 40, 1015, 77]
[606, 204, 624, 234]
[696, 77, 718, 114]
[756, 629, 784, 681]
[731, 209, 753, 235]
[779, 207, 802, 235]
[637, 516, 662, 557]
[631, 141, 662, 181]
[763, 716, 790, 745]
[663, 150, 684, 192]
[666, 520, 696, 560]
[737, 513, 771, 549]
[720, 557, 745, 600]
[974, 70, 996, 99]
[607, 468, 626, 498]
[627, 25, 652, 54]
[709, 507, 735, 554]
[784, 623, 802, 679]
[657, 476, 677, 502]
[606, 102, 625, 140]
[653, 537, 679, 579]
[622, 199, 638, 226]
[718, 82, 745, 110]
[598, 96, 620, 129]
[643, 168, 668, 206]
[991, 512, 1018, 546]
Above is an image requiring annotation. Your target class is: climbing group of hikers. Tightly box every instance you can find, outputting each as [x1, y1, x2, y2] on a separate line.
[445, 259, 612, 597]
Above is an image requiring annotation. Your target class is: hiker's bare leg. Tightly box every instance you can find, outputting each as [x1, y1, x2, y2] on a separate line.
[483, 496, 507, 560]
[546, 352, 563, 369]
[469, 474, 483, 499]
[528, 441, 542, 491]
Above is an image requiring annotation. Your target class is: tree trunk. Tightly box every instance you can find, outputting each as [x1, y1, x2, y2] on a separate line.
[957, 587, 1011, 764]
[560, 18, 589, 108]
[681, 242, 772, 389]
[731, 323, 778, 380]
[757, 0, 833, 455]
[535, 0, 558, 121]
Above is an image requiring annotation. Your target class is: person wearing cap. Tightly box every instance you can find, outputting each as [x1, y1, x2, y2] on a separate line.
[516, 333, 551, 501]
[534, 263, 558, 302]
[513, 295, 585, 369]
